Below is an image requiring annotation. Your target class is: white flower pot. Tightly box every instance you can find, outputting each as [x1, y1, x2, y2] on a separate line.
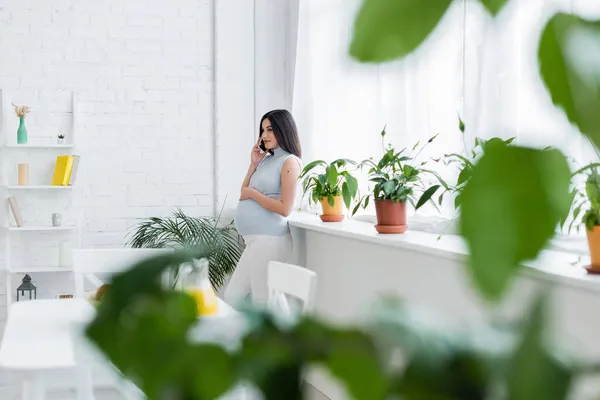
[57, 138, 65, 145]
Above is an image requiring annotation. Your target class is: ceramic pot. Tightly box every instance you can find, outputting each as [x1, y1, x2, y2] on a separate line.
[374, 199, 407, 234]
[587, 226, 600, 271]
[320, 196, 344, 222]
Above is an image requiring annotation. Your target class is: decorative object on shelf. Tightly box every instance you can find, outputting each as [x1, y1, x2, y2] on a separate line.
[7, 196, 24, 227]
[16, 274, 36, 301]
[52, 212, 62, 227]
[56, 293, 74, 299]
[57, 133, 65, 145]
[68, 155, 80, 186]
[52, 155, 76, 186]
[299, 159, 360, 223]
[17, 163, 29, 185]
[356, 127, 445, 234]
[58, 241, 72, 266]
[12, 103, 31, 144]
[127, 207, 244, 290]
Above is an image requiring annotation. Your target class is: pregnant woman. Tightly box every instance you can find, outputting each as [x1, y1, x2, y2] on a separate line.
[224, 109, 302, 306]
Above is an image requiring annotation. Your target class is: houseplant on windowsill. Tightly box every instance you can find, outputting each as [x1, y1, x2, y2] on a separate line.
[355, 127, 446, 234]
[439, 117, 515, 211]
[299, 158, 360, 222]
[565, 163, 600, 272]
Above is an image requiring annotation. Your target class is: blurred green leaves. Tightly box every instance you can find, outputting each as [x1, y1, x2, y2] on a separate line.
[459, 146, 572, 301]
[479, 0, 509, 16]
[539, 13, 600, 151]
[506, 293, 574, 400]
[350, 0, 453, 62]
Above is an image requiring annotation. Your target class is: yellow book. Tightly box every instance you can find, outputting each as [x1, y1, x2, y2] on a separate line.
[52, 155, 75, 186]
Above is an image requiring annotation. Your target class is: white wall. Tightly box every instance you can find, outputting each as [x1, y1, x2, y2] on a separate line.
[293, 227, 600, 400]
[0, 0, 216, 246]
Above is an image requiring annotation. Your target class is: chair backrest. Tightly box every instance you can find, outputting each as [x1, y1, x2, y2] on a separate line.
[267, 261, 317, 316]
[72, 248, 173, 298]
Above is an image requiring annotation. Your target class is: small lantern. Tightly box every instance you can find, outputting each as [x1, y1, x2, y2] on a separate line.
[17, 274, 37, 301]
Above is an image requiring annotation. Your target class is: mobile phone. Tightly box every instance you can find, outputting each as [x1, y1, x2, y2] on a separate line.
[259, 138, 267, 152]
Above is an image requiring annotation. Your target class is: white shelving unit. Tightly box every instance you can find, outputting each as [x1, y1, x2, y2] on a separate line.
[0, 89, 83, 311]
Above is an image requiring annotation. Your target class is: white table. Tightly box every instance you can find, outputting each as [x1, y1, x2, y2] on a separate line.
[0, 297, 244, 400]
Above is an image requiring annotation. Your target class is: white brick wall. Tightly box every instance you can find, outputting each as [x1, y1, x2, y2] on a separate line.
[0, 0, 215, 389]
[0, 0, 215, 245]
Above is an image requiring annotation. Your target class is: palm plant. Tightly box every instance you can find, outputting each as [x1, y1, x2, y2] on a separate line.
[126, 208, 244, 290]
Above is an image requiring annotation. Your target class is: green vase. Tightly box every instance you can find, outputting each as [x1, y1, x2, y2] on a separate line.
[17, 117, 27, 144]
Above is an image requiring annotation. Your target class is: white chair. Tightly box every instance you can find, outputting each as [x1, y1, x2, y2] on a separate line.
[71, 248, 173, 400]
[267, 261, 317, 318]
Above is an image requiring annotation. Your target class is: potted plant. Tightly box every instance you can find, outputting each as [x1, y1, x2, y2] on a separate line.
[57, 133, 65, 145]
[355, 127, 445, 234]
[439, 117, 515, 211]
[565, 163, 600, 273]
[126, 207, 244, 289]
[299, 159, 359, 222]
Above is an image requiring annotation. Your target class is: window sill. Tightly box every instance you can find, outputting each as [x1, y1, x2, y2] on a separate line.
[288, 212, 600, 294]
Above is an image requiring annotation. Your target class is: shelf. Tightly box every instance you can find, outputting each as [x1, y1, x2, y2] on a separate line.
[7, 225, 75, 232]
[7, 185, 72, 190]
[8, 265, 73, 273]
[5, 144, 74, 149]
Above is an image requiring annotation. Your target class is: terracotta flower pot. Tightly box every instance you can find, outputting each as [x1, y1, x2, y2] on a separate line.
[587, 226, 600, 271]
[374, 199, 407, 234]
[320, 196, 344, 222]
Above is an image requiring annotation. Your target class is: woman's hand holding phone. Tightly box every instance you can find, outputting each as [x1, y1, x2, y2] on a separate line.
[250, 137, 267, 167]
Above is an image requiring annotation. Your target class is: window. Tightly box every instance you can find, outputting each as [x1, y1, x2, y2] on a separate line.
[292, 0, 600, 238]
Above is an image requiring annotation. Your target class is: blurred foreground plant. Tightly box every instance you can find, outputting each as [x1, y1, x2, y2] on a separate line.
[85, 250, 599, 400]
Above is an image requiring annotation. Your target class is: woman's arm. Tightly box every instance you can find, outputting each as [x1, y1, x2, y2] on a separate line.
[244, 157, 301, 217]
[241, 163, 257, 191]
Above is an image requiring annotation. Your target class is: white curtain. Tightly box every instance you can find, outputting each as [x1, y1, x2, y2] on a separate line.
[291, 0, 600, 224]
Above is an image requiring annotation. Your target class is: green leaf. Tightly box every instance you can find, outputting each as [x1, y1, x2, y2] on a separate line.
[415, 185, 441, 210]
[479, 0, 509, 16]
[538, 13, 600, 150]
[507, 293, 574, 399]
[299, 160, 326, 179]
[454, 192, 462, 210]
[459, 146, 572, 301]
[328, 194, 336, 207]
[458, 115, 465, 133]
[457, 166, 473, 186]
[349, 0, 453, 63]
[192, 346, 236, 399]
[345, 173, 359, 197]
[560, 189, 577, 230]
[383, 180, 396, 196]
[342, 182, 352, 210]
[324, 330, 388, 400]
[326, 165, 338, 188]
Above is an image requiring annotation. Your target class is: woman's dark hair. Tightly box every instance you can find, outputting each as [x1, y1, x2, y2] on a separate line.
[260, 109, 302, 158]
